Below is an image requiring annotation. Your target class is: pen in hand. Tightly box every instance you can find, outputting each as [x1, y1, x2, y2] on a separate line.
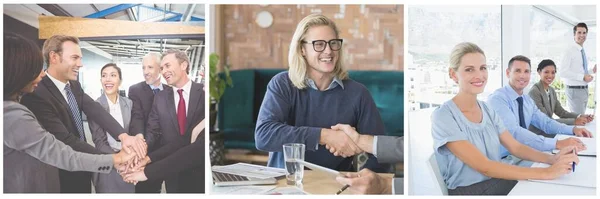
[572, 148, 576, 172]
[336, 184, 350, 195]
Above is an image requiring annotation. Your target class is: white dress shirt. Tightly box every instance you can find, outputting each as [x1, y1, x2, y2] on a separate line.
[560, 43, 593, 86]
[105, 95, 124, 151]
[173, 80, 192, 116]
[46, 72, 69, 102]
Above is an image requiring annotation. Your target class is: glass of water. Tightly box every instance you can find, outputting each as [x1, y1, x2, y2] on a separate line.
[283, 143, 305, 185]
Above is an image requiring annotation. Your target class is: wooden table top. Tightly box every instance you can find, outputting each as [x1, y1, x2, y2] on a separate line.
[275, 170, 395, 195]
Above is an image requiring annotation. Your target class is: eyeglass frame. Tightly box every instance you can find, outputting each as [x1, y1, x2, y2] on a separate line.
[301, 39, 344, 52]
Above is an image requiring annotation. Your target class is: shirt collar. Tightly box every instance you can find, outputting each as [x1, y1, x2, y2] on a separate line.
[148, 83, 164, 91]
[503, 84, 523, 101]
[306, 76, 345, 91]
[46, 72, 68, 91]
[172, 79, 192, 93]
[105, 94, 120, 106]
[574, 42, 584, 51]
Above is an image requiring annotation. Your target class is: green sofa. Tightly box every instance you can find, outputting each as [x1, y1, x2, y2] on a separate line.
[218, 69, 404, 150]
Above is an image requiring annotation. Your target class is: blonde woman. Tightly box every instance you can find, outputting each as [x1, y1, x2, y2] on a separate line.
[431, 42, 579, 195]
[254, 14, 388, 172]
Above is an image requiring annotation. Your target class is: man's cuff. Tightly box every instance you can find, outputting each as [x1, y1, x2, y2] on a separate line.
[308, 127, 322, 151]
[372, 136, 379, 158]
[561, 125, 575, 135]
[544, 138, 558, 151]
[391, 177, 395, 195]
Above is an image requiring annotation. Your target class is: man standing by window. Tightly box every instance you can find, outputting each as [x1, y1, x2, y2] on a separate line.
[559, 22, 597, 114]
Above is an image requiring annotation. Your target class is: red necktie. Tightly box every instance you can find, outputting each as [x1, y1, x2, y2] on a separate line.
[177, 89, 187, 135]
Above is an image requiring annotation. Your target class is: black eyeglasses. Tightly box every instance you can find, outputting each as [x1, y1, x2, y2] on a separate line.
[301, 39, 343, 52]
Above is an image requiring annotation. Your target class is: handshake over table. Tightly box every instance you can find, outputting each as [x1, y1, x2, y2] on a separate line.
[111, 133, 153, 184]
[320, 124, 373, 158]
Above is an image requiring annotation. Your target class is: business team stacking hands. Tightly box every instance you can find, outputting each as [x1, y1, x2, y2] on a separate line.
[4, 31, 204, 193]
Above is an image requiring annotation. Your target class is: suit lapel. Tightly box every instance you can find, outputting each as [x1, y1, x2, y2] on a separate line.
[142, 82, 153, 96]
[185, 82, 203, 132]
[534, 83, 551, 114]
[97, 94, 109, 111]
[42, 76, 70, 111]
[165, 88, 180, 134]
[119, 96, 131, 130]
[548, 88, 557, 114]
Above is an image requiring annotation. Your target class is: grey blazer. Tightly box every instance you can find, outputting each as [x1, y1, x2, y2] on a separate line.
[528, 81, 578, 125]
[374, 135, 403, 194]
[3, 101, 113, 193]
[376, 136, 403, 163]
[88, 94, 132, 154]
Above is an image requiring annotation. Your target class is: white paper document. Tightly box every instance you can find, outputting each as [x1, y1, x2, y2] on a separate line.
[528, 156, 596, 188]
[299, 160, 340, 178]
[552, 135, 596, 156]
[212, 163, 287, 179]
[265, 186, 309, 195]
[212, 185, 276, 195]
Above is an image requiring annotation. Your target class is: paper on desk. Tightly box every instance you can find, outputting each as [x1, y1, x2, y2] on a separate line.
[265, 186, 309, 195]
[552, 135, 596, 156]
[212, 185, 276, 195]
[528, 156, 596, 188]
[212, 163, 287, 179]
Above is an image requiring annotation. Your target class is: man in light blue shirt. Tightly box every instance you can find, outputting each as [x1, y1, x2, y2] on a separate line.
[487, 55, 592, 164]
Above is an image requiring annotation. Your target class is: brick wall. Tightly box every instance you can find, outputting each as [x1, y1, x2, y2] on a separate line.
[216, 5, 404, 71]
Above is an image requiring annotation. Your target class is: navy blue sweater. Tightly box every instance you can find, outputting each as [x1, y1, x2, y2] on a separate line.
[255, 71, 389, 172]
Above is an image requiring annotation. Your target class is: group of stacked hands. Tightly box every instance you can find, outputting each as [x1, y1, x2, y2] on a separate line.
[112, 134, 152, 184]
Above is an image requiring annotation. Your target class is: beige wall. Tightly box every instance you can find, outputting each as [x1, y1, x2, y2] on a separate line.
[214, 5, 404, 71]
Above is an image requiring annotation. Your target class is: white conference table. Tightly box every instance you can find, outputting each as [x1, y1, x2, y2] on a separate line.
[509, 119, 597, 195]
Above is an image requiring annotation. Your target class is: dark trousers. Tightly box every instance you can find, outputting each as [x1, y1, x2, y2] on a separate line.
[59, 170, 91, 193]
[449, 178, 517, 195]
[165, 168, 204, 193]
[135, 141, 164, 193]
[135, 179, 163, 193]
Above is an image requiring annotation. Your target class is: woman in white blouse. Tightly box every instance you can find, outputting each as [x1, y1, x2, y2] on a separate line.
[88, 63, 135, 193]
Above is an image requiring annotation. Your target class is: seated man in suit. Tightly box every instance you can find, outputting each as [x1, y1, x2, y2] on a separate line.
[329, 124, 403, 194]
[137, 49, 205, 193]
[128, 52, 170, 193]
[487, 55, 592, 166]
[20, 34, 146, 193]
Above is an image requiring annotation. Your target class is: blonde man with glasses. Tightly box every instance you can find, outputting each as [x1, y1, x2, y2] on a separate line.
[254, 14, 390, 173]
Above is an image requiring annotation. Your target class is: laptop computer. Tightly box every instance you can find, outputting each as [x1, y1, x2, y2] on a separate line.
[212, 171, 277, 186]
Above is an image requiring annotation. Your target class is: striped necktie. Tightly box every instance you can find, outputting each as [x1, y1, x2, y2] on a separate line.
[64, 84, 86, 141]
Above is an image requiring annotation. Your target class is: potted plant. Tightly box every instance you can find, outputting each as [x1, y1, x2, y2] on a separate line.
[209, 53, 233, 132]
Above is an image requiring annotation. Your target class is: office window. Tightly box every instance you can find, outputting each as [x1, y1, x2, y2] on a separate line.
[407, 6, 501, 110]
[530, 7, 596, 109]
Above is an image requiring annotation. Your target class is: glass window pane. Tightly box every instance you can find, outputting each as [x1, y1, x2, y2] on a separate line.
[407, 6, 501, 111]
[530, 7, 596, 110]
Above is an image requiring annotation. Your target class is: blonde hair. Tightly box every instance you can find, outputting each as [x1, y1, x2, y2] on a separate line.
[288, 14, 348, 89]
[449, 42, 485, 73]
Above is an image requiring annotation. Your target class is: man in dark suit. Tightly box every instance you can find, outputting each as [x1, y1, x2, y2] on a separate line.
[128, 52, 169, 193]
[20, 35, 147, 193]
[135, 49, 205, 193]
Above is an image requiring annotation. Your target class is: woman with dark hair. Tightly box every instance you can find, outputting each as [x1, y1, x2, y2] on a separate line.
[528, 59, 594, 133]
[88, 63, 135, 192]
[3, 32, 134, 193]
